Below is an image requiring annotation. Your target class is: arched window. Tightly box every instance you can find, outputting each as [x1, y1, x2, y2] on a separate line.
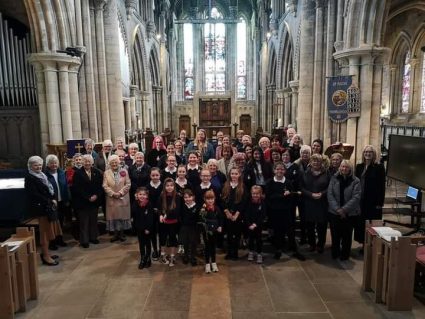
[421, 51, 425, 113]
[236, 19, 246, 99]
[204, 8, 226, 92]
[401, 51, 411, 113]
[184, 24, 194, 99]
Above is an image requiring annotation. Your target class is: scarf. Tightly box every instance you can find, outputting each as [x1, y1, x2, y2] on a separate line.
[29, 169, 54, 195]
[138, 198, 149, 208]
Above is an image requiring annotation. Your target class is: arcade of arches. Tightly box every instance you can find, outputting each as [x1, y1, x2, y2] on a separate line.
[1, 0, 425, 164]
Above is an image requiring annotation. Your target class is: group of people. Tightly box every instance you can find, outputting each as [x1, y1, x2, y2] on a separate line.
[24, 128, 386, 273]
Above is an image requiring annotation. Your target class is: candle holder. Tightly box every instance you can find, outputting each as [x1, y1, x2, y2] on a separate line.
[192, 123, 198, 138]
[233, 122, 238, 138]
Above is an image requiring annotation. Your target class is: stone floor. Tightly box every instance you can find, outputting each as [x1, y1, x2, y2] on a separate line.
[14, 230, 425, 319]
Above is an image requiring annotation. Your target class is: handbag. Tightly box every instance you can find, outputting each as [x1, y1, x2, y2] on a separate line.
[45, 200, 58, 222]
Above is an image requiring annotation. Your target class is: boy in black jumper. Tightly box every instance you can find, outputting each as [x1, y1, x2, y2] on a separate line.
[180, 189, 200, 266]
[266, 162, 305, 261]
[132, 187, 155, 269]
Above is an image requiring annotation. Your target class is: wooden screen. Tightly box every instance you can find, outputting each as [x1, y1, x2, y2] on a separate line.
[179, 115, 191, 138]
[199, 98, 231, 137]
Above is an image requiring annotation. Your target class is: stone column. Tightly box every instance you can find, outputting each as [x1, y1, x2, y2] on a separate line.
[347, 55, 360, 162]
[58, 63, 73, 140]
[297, 0, 316, 144]
[104, 0, 125, 139]
[82, 0, 98, 140]
[289, 80, 299, 127]
[283, 89, 292, 127]
[227, 6, 237, 95]
[312, 0, 324, 139]
[69, 62, 82, 138]
[95, 0, 111, 139]
[43, 61, 63, 144]
[141, 91, 150, 129]
[388, 64, 398, 116]
[124, 99, 131, 130]
[75, 0, 84, 46]
[32, 62, 49, 153]
[409, 58, 419, 113]
[130, 85, 138, 130]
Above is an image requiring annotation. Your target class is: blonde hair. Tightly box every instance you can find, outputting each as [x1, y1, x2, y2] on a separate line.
[338, 159, 354, 176]
[361, 145, 378, 164]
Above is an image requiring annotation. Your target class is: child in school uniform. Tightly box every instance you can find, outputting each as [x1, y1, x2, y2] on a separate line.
[222, 167, 248, 260]
[186, 151, 202, 187]
[161, 155, 178, 181]
[245, 185, 266, 264]
[194, 169, 220, 207]
[175, 165, 193, 198]
[200, 190, 223, 273]
[159, 178, 181, 267]
[266, 162, 305, 261]
[180, 189, 200, 266]
[146, 167, 163, 261]
[132, 187, 154, 269]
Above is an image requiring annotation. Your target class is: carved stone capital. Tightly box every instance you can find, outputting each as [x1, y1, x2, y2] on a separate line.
[229, 6, 238, 19]
[314, 0, 325, 8]
[94, 0, 108, 11]
[125, 0, 138, 19]
[286, 0, 298, 15]
[334, 41, 344, 52]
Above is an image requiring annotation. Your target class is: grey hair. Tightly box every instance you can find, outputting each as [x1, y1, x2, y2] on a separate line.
[45, 154, 59, 165]
[103, 139, 113, 147]
[81, 154, 94, 164]
[339, 159, 354, 177]
[135, 151, 144, 157]
[84, 138, 94, 146]
[128, 142, 139, 150]
[73, 153, 82, 159]
[27, 155, 43, 170]
[300, 145, 312, 156]
[108, 154, 119, 164]
[207, 158, 218, 167]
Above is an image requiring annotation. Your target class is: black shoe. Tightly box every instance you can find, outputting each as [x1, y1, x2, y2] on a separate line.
[182, 256, 189, 264]
[51, 255, 59, 260]
[138, 260, 145, 269]
[224, 254, 232, 260]
[152, 251, 159, 261]
[231, 255, 239, 261]
[90, 239, 100, 244]
[317, 247, 324, 254]
[80, 243, 89, 248]
[49, 242, 58, 251]
[110, 236, 120, 243]
[292, 252, 306, 261]
[191, 259, 197, 266]
[40, 254, 59, 266]
[55, 237, 68, 247]
[308, 245, 316, 252]
[119, 236, 126, 242]
[340, 256, 349, 261]
[146, 258, 152, 268]
[274, 251, 282, 260]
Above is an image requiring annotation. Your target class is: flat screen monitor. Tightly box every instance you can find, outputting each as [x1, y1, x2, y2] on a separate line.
[406, 186, 419, 200]
[387, 135, 425, 189]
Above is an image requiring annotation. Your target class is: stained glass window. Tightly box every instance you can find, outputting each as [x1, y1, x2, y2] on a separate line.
[401, 51, 411, 113]
[184, 24, 194, 99]
[237, 19, 247, 99]
[421, 52, 425, 113]
[204, 8, 226, 92]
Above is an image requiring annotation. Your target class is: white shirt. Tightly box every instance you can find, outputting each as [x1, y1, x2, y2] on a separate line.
[273, 176, 286, 184]
[51, 172, 62, 202]
[150, 181, 161, 189]
[200, 182, 212, 190]
[165, 166, 177, 174]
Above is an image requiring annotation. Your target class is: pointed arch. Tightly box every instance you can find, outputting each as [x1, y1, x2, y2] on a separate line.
[131, 25, 149, 91]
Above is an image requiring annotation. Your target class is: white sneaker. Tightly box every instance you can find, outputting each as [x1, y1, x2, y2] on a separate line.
[178, 245, 184, 255]
[169, 256, 175, 267]
[211, 262, 219, 272]
[161, 254, 169, 265]
[256, 254, 263, 264]
[247, 251, 254, 261]
[205, 263, 211, 274]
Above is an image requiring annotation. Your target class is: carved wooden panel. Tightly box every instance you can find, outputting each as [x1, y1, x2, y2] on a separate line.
[0, 108, 41, 168]
[179, 115, 191, 138]
[240, 114, 252, 135]
[199, 98, 231, 137]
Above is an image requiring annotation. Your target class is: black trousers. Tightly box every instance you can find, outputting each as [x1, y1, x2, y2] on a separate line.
[137, 231, 152, 259]
[202, 231, 217, 263]
[329, 214, 356, 259]
[151, 217, 159, 253]
[247, 227, 263, 254]
[306, 221, 327, 249]
[78, 207, 99, 244]
[159, 223, 179, 247]
[180, 225, 198, 260]
[226, 220, 242, 257]
[272, 215, 298, 252]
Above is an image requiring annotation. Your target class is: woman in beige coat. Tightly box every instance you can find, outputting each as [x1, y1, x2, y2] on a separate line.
[103, 154, 132, 242]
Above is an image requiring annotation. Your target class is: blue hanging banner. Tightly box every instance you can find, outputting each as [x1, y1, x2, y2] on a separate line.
[66, 139, 86, 158]
[327, 75, 352, 123]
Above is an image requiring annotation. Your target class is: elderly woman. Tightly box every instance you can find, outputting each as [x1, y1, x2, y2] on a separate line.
[258, 136, 270, 154]
[94, 139, 113, 172]
[84, 138, 98, 160]
[300, 154, 331, 253]
[289, 134, 303, 161]
[25, 156, 61, 266]
[354, 145, 385, 247]
[207, 158, 227, 194]
[103, 154, 132, 242]
[124, 142, 139, 167]
[44, 154, 69, 249]
[115, 149, 129, 171]
[185, 129, 215, 164]
[284, 127, 297, 147]
[329, 152, 343, 176]
[114, 136, 126, 152]
[72, 155, 103, 248]
[129, 151, 151, 202]
[327, 160, 361, 260]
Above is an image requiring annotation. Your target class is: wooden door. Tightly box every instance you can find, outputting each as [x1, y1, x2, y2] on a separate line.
[240, 114, 252, 135]
[179, 115, 191, 137]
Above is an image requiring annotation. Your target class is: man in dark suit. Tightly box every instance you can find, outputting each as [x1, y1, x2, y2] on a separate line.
[72, 154, 104, 248]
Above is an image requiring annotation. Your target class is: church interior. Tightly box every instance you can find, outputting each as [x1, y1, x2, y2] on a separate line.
[1, 0, 425, 318]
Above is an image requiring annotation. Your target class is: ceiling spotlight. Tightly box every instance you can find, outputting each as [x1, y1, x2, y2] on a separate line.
[156, 34, 161, 40]
[266, 32, 271, 39]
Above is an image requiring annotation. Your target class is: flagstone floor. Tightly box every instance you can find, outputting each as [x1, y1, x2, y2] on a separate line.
[14, 230, 425, 319]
